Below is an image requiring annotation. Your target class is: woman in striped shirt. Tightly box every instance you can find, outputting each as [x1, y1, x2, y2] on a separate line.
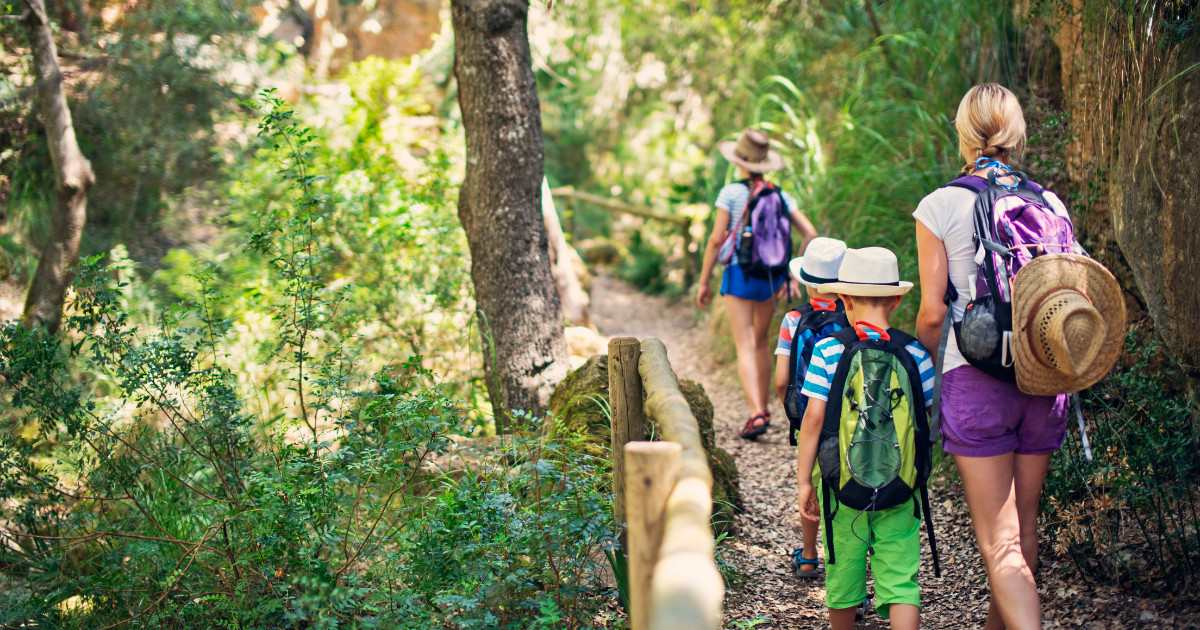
[697, 128, 818, 439]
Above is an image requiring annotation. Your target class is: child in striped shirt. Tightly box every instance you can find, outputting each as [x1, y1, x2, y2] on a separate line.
[795, 247, 935, 630]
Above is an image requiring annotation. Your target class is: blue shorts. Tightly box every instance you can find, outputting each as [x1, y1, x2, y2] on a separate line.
[720, 266, 786, 302]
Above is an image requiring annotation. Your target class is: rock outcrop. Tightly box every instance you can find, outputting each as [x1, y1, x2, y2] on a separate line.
[544, 355, 742, 533]
[1037, 1, 1200, 374]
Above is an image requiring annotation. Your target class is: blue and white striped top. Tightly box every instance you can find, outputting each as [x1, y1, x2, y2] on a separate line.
[715, 181, 798, 264]
[800, 327, 936, 405]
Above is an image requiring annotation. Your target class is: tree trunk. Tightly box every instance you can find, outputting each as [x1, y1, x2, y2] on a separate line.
[452, 0, 568, 431]
[542, 178, 591, 328]
[21, 0, 95, 334]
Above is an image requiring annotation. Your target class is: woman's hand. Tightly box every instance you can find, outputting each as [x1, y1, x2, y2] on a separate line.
[697, 284, 713, 311]
[775, 278, 800, 302]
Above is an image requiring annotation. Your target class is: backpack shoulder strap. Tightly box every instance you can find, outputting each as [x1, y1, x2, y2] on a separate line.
[945, 175, 989, 194]
[885, 328, 916, 347]
[882, 330, 928, 412]
[830, 327, 859, 346]
[787, 305, 815, 382]
[822, 328, 861, 432]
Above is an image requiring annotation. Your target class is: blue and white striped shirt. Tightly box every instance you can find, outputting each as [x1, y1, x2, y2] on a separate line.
[800, 328, 935, 405]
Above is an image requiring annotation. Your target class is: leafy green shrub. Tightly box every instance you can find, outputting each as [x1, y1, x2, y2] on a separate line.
[2, 0, 260, 275]
[148, 56, 479, 429]
[618, 231, 669, 295]
[0, 95, 615, 629]
[1042, 330, 1200, 595]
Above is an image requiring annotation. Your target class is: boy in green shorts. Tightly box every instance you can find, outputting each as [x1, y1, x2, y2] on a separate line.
[794, 247, 936, 630]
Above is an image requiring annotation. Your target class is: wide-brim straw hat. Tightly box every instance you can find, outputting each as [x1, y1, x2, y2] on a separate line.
[1013, 254, 1126, 396]
[789, 237, 847, 287]
[718, 128, 785, 173]
[819, 247, 913, 297]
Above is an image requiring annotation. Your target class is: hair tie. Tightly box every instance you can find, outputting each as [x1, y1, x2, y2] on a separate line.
[981, 145, 1011, 159]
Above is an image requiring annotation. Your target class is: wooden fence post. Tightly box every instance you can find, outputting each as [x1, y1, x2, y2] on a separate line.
[680, 221, 695, 290]
[609, 337, 645, 531]
[625, 441, 681, 630]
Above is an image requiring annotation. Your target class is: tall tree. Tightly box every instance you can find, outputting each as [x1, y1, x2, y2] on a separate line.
[20, 0, 95, 333]
[451, 0, 568, 431]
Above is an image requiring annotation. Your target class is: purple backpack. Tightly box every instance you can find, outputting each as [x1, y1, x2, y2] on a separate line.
[945, 168, 1077, 382]
[734, 180, 792, 280]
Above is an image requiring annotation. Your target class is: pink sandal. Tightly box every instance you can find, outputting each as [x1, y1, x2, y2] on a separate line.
[738, 411, 770, 440]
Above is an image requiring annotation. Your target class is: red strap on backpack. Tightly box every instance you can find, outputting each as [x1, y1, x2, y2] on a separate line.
[811, 297, 837, 312]
[854, 321, 890, 341]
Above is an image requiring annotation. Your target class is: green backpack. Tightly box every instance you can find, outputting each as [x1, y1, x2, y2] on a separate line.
[816, 327, 941, 577]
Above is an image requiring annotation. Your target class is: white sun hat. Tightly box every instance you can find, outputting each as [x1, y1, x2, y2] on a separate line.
[818, 247, 913, 297]
[789, 237, 848, 288]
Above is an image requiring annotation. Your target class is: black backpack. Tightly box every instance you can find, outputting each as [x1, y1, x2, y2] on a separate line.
[817, 327, 941, 577]
[783, 301, 849, 446]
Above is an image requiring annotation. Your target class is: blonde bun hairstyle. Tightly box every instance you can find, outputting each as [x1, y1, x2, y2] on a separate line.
[955, 84, 1027, 175]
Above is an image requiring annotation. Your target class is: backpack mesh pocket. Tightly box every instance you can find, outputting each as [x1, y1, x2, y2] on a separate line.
[959, 300, 1001, 361]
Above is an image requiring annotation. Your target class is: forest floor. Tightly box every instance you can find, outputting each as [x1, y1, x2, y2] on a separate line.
[589, 272, 1200, 629]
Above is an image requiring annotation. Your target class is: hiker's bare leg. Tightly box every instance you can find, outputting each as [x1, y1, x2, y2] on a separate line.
[829, 606, 857, 630]
[887, 603, 920, 630]
[725, 295, 768, 416]
[979, 452, 1052, 629]
[1013, 453, 1051, 569]
[752, 296, 776, 415]
[955, 453, 1041, 630]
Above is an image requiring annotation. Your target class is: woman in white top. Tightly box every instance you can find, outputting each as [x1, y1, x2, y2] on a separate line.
[697, 128, 817, 440]
[914, 85, 1071, 630]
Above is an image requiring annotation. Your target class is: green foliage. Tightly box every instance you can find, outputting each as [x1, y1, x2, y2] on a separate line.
[149, 57, 477, 429]
[539, 1, 1029, 314]
[1, 0, 261, 279]
[618, 231, 669, 295]
[0, 96, 614, 628]
[1042, 331, 1200, 595]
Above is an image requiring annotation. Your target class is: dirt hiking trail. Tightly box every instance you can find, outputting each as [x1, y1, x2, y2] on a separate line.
[588, 272, 1199, 629]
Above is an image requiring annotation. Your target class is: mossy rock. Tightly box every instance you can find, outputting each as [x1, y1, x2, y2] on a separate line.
[544, 354, 743, 534]
[543, 355, 613, 460]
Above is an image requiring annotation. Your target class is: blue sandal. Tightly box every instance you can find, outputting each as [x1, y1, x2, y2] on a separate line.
[789, 548, 821, 578]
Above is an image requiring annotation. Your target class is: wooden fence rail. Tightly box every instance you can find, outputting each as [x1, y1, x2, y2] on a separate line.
[609, 336, 723, 630]
[550, 186, 697, 289]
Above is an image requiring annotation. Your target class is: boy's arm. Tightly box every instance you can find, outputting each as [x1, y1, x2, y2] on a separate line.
[774, 355, 790, 404]
[796, 398, 825, 522]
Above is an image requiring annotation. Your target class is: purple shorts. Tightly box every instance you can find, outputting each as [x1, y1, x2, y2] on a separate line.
[939, 365, 1070, 458]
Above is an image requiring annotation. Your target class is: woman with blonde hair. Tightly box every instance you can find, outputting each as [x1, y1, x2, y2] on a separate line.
[913, 84, 1071, 629]
[697, 128, 818, 440]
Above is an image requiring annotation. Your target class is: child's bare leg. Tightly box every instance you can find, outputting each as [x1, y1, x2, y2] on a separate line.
[887, 603, 920, 630]
[829, 606, 857, 630]
[801, 516, 819, 560]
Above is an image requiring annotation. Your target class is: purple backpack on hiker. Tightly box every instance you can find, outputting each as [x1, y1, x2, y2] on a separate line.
[945, 162, 1079, 382]
[733, 179, 792, 280]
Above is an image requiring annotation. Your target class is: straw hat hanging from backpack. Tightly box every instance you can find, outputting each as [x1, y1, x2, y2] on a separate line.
[1011, 253, 1125, 396]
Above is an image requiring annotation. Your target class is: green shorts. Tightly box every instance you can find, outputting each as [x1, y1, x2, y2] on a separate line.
[819, 493, 921, 619]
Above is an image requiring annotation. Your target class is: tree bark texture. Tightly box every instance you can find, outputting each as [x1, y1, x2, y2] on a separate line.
[452, 0, 568, 429]
[21, 0, 95, 333]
